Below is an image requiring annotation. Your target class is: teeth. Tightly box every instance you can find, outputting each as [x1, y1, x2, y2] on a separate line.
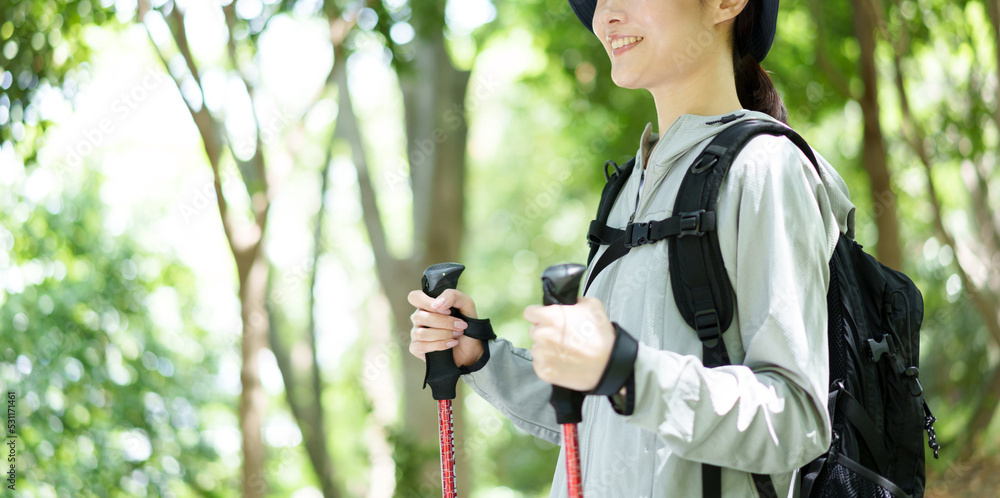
[611, 36, 642, 50]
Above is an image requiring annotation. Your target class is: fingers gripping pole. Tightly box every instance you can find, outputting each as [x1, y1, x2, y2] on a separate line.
[422, 263, 465, 498]
[541, 263, 588, 498]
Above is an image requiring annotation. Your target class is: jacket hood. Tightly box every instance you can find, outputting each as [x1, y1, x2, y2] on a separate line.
[636, 110, 856, 238]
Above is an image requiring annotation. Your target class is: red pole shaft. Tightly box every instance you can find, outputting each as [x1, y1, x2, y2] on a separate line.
[438, 399, 456, 498]
[563, 423, 583, 498]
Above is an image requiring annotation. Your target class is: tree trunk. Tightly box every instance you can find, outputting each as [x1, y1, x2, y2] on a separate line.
[240, 250, 269, 498]
[342, 5, 473, 493]
[957, 0, 1000, 458]
[960, 363, 1000, 459]
[988, 0, 1000, 135]
[397, 28, 472, 496]
[269, 292, 339, 498]
[851, 0, 903, 271]
[404, 34, 470, 266]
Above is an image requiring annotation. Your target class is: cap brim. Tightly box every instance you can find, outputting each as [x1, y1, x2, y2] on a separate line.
[568, 0, 596, 33]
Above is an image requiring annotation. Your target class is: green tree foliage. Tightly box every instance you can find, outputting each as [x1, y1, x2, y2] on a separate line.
[3, 0, 998, 495]
[0, 0, 116, 160]
[879, 0, 1000, 461]
[0, 165, 239, 495]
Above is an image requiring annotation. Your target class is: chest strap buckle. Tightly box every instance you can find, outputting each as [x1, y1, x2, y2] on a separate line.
[625, 222, 650, 248]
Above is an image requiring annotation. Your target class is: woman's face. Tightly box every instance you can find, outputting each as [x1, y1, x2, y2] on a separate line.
[592, 0, 723, 91]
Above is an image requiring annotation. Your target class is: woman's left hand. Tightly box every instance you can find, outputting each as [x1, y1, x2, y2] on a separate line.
[523, 297, 616, 392]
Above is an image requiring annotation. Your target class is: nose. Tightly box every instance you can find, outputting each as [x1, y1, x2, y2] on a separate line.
[594, 0, 625, 31]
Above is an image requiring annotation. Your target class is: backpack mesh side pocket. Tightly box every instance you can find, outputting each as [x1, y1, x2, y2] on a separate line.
[814, 453, 911, 498]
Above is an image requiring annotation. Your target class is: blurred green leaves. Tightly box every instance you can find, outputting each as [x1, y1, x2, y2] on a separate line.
[0, 164, 235, 494]
[0, 0, 119, 159]
[2, 0, 998, 495]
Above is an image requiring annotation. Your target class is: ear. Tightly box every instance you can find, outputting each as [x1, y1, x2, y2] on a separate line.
[710, 0, 750, 25]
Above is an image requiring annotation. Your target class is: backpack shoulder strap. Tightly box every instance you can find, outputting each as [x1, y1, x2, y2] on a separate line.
[677, 120, 820, 498]
[671, 119, 819, 367]
[586, 157, 636, 266]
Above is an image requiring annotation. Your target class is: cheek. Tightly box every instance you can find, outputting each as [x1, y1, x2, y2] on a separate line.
[593, 29, 609, 55]
[638, 1, 708, 52]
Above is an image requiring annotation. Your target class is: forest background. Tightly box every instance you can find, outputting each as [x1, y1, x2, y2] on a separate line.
[1, 0, 999, 496]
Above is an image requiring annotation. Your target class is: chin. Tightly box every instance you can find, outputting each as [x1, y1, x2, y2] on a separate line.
[610, 71, 642, 90]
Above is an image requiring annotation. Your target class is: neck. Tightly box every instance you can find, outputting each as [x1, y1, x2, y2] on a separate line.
[648, 45, 744, 135]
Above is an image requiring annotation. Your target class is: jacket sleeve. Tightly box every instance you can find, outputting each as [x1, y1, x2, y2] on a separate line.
[618, 136, 835, 474]
[461, 338, 563, 445]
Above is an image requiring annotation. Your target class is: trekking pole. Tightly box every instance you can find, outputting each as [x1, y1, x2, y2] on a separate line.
[541, 263, 588, 498]
[421, 263, 467, 498]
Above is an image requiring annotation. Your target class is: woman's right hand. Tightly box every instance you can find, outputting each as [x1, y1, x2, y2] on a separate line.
[408, 289, 485, 368]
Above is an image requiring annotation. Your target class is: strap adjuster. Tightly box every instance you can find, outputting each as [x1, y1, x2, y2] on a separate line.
[587, 220, 604, 247]
[625, 222, 650, 248]
[694, 309, 721, 343]
[679, 210, 707, 238]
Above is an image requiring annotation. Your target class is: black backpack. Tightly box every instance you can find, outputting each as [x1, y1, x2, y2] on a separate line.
[585, 119, 940, 498]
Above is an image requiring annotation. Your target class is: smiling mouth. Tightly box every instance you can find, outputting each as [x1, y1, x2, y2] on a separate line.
[610, 36, 643, 50]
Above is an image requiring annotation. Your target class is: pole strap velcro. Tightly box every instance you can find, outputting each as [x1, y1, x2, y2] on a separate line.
[588, 323, 638, 396]
[454, 311, 495, 375]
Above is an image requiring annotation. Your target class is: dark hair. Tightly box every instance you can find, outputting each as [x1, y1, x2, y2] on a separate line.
[732, 0, 788, 123]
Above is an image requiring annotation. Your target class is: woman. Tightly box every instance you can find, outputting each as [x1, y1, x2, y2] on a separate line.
[408, 0, 856, 496]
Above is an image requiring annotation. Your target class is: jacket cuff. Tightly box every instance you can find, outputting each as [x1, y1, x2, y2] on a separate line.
[458, 339, 491, 374]
[589, 322, 639, 396]
[609, 372, 635, 416]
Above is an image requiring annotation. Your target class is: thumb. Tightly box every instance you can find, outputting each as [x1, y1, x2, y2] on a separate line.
[431, 289, 478, 319]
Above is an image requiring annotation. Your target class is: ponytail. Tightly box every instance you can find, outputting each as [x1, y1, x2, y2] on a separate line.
[732, 0, 788, 123]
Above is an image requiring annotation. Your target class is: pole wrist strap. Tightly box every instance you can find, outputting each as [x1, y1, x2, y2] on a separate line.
[589, 323, 638, 396]
[453, 310, 495, 375]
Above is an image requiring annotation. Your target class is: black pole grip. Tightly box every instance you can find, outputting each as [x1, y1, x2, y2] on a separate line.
[541, 264, 588, 424]
[423, 263, 465, 299]
[421, 263, 466, 401]
[542, 264, 587, 306]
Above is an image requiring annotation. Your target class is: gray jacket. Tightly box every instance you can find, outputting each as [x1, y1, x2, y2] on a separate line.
[463, 111, 856, 497]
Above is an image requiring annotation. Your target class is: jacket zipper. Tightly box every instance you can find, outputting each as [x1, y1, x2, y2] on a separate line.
[607, 167, 646, 312]
[630, 167, 645, 223]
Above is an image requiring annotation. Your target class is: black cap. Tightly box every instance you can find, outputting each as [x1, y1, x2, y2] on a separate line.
[568, 0, 779, 63]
